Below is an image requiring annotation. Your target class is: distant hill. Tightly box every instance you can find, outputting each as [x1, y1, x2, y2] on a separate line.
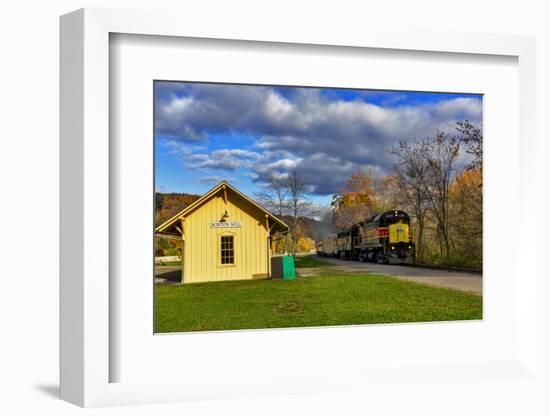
[280, 215, 337, 241]
[155, 192, 200, 226]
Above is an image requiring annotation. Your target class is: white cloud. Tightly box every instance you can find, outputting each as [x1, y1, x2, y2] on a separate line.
[155, 84, 482, 195]
[264, 91, 293, 121]
[187, 148, 262, 171]
[197, 175, 238, 185]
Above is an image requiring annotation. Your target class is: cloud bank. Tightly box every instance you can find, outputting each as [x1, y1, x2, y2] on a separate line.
[155, 83, 482, 195]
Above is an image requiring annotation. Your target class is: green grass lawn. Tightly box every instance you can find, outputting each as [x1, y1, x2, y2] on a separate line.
[155, 274, 482, 333]
[294, 254, 330, 268]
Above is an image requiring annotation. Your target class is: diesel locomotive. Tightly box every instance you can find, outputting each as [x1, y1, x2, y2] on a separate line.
[316, 210, 415, 265]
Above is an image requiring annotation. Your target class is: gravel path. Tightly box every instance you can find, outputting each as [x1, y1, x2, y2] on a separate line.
[299, 256, 482, 295]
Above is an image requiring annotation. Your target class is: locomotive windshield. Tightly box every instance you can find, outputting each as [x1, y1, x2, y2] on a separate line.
[375, 210, 410, 227]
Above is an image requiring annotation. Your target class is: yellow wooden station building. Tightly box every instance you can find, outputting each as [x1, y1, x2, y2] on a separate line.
[155, 181, 289, 284]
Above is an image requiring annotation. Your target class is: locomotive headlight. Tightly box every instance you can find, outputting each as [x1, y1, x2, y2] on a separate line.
[391, 246, 395, 250]
[408, 245, 412, 249]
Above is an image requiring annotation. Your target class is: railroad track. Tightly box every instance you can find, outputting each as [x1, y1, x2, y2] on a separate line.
[316, 255, 482, 275]
[399, 262, 482, 275]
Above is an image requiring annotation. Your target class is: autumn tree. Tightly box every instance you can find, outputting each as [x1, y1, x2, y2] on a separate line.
[256, 170, 316, 255]
[155, 192, 200, 225]
[154, 192, 198, 259]
[331, 168, 378, 229]
[449, 168, 483, 267]
[296, 236, 315, 252]
[286, 170, 315, 255]
[452, 120, 483, 266]
[391, 140, 432, 261]
[331, 122, 481, 268]
[375, 175, 402, 212]
[423, 132, 461, 260]
[456, 120, 483, 170]
[255, 172, 289, 217]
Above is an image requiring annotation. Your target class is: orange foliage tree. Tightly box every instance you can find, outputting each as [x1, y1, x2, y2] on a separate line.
[449, 168, 482, 267]
[331, 169, 379, 229]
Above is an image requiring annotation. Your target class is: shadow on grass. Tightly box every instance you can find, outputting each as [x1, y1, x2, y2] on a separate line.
[157, 269, 182, 284]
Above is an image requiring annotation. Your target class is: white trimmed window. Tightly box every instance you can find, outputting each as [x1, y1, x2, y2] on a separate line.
[220, 235, 234, 265]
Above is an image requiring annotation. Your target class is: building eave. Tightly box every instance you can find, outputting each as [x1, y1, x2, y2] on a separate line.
[155, 181, 289, 234]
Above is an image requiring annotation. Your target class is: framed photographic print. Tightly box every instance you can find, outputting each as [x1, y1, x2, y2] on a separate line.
[60, 8, 538, 408]
[152, 80, 484, 334]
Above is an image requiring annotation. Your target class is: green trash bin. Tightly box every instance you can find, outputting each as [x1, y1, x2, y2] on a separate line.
[270, 255, 296, 280]
[282, 255, 296, 280]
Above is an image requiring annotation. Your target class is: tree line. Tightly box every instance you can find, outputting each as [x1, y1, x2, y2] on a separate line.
[331, 120, 482, 268]
[255, 171, 318, 255]
[240, 119, 483, 267]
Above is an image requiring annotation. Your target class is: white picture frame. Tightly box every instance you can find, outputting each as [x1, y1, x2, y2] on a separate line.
[60, 8, 537, 408]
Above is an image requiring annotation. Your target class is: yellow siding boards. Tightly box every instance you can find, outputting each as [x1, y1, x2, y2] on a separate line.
[182, 191, 270, 283]
[155, 181, 288, 284]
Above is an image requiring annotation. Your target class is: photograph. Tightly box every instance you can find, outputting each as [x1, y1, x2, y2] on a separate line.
[153, 81, 483, 333]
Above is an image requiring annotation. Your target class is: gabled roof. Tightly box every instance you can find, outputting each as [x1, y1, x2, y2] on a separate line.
[155, 181, 288, 235]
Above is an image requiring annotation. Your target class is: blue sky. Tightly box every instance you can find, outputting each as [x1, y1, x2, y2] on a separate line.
[155, 82, 482, 206]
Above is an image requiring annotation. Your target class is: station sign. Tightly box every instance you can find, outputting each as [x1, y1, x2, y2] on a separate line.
[211, 221, 242, 228]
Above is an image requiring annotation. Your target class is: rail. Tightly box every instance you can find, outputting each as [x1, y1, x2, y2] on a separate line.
[314, 254, 482, 274]
[406, 263, 482, 274]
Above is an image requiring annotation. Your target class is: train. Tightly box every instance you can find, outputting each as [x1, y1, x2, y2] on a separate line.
[316, 210, 415, 264]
